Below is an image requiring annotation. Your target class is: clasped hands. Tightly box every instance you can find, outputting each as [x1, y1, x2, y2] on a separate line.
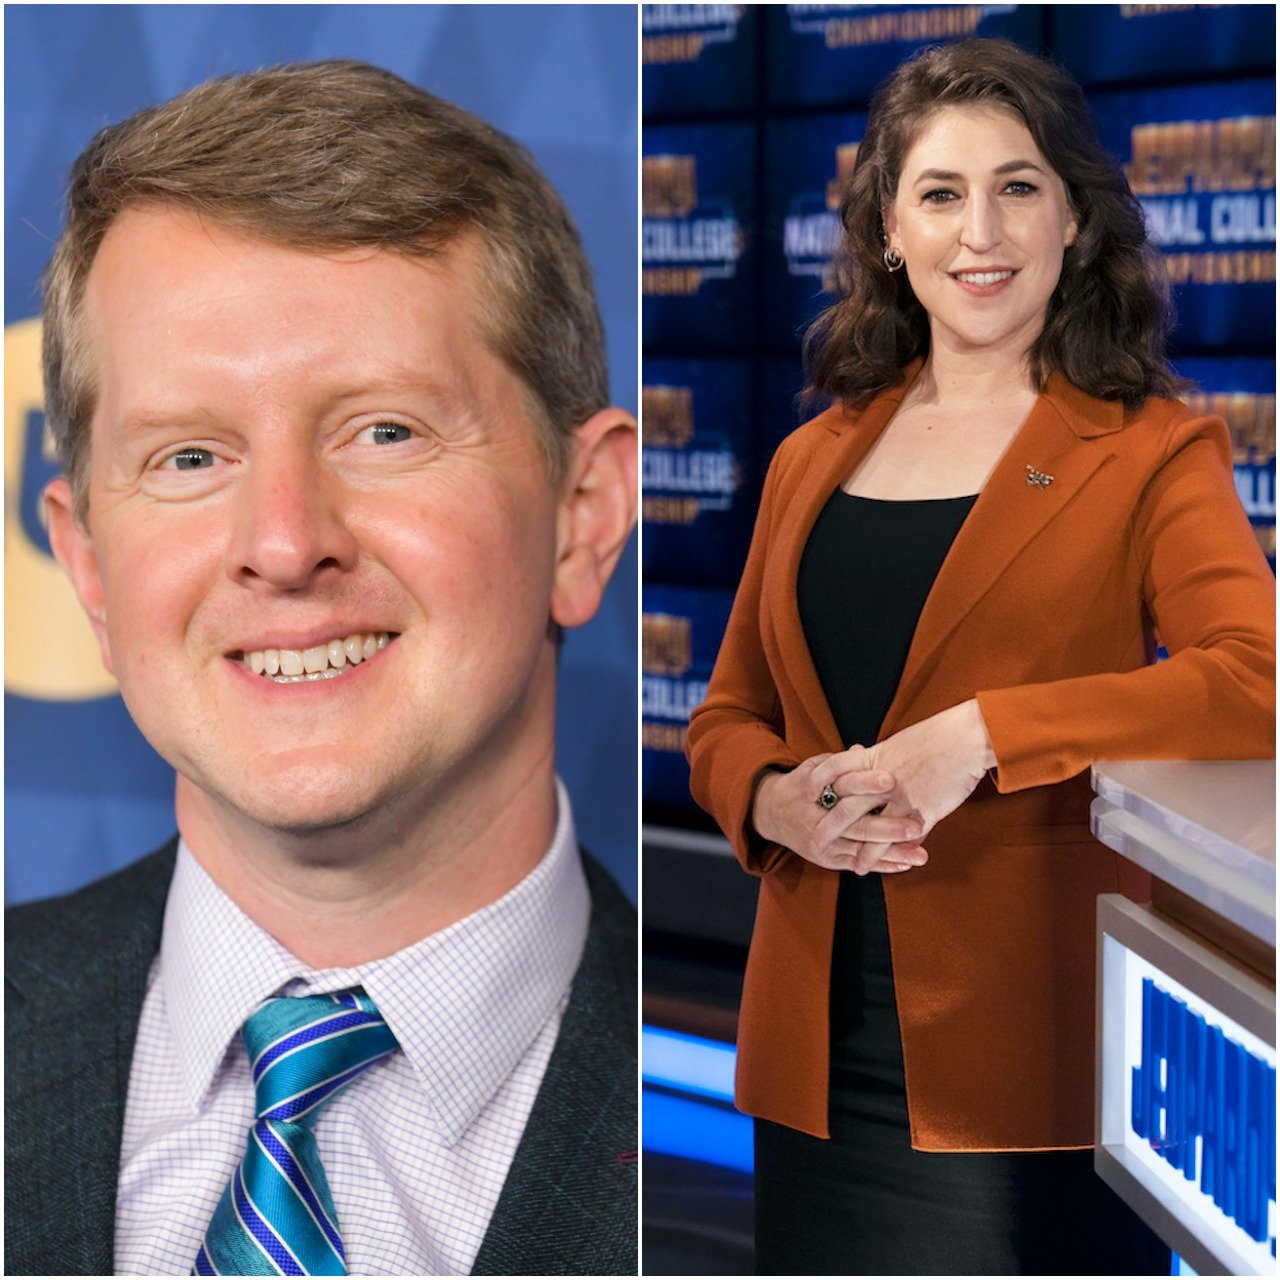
[751, 700, 996, 875]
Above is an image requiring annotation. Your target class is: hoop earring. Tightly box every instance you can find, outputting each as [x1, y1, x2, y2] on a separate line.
[883, 247, 904, 272]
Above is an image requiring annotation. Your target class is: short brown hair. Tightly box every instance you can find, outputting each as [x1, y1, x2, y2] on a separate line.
[805, 39, 1186, 409]
[43, 59, 607, 510]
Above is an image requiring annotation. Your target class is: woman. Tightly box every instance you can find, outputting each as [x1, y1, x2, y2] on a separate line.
[685, 39, 1274, 1276]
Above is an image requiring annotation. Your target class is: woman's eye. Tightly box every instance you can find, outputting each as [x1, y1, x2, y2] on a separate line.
[360, 423, 414, 445]
[922, 188, 956, 204]
[163, 448, 217, 471]
[1005, 181, 1038, 196]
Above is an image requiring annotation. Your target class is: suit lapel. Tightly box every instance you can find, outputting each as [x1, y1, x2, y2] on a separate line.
[6, 970, 131, 1275]
[882, 377, 1122, 730]
[5, 845, 174, 1276]
[472, 854, 636, 1276]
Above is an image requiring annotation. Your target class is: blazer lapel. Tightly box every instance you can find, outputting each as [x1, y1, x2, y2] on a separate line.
[767, 373, 917, 751]
[882, 375, 1123, 730]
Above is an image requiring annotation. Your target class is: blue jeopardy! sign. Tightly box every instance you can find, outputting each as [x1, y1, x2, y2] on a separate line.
[1131, 977, 1275, 1254]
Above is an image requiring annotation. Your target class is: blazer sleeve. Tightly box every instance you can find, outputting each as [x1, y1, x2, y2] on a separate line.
[687, 440, 805, 875]
[976, 412, 1276, 792]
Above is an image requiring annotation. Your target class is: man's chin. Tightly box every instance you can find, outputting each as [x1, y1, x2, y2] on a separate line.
[248, 799, 384, 840]
[194, 775, 408, 845]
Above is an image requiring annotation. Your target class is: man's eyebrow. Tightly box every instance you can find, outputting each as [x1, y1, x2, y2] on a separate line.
[327, 374, 452, 402]
[324, 372, 472, 419]
[115, 376, 458, 435]
[912, 160, 1047, 182]
[115, 407, 222, 437]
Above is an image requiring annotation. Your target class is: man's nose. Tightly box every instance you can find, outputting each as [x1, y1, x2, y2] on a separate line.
[959, 193, 1001, 254]
[225, 450, 358, 590]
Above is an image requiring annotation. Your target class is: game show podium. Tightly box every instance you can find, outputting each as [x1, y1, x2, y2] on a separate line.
[1092, 761, 1276, 1276]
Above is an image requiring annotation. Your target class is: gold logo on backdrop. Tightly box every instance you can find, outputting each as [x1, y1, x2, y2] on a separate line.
[826, 142, 861, 211]
[643, 155, 698, 219]
[642, 613, 692, 677]
[1185, 391, 1276, 463]
[642, 385, 695, 448]
[5, 318, 117, 700]
[1126, 116, 1277, 195]
[642, 31, 704, 64]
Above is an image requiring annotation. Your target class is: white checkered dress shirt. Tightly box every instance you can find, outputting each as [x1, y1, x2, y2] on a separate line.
[114, 780, 589, 1276]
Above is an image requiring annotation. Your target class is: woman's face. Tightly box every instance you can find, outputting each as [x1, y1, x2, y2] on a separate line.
[884, 104, 1078, 364]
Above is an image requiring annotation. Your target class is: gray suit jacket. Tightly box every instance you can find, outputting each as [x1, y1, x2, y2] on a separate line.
[5, 842, 637, 1276]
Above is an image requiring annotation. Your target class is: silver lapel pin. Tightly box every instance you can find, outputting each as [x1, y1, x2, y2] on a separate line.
[1025, 465, 1054, 488]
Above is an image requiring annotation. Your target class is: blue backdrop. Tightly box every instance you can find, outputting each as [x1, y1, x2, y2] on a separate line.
[4, 4, 638, 903]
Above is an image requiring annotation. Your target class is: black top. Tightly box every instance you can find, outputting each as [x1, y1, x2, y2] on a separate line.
[797, 489, 977, 1119]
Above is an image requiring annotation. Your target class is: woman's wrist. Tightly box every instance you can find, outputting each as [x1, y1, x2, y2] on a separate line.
[964, 698, 997, 772]
[751, 767, 785, 844]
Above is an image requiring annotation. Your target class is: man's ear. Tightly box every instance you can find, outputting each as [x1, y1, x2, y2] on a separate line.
[44, 476, 115, 675]
[550, 407, 638, 630]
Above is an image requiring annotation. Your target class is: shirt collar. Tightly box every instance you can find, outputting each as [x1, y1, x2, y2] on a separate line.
[161, 778, 589, 1144]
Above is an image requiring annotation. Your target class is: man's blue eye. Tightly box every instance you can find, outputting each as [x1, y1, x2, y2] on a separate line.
[171, 449, 215, 470]
[370, 424, 413, 444]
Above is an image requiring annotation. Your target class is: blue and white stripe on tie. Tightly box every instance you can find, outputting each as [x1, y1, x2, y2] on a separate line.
[194, 990, 398, 1276]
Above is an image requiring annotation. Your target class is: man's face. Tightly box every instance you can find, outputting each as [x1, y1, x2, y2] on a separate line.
[55, 206, 573, 837]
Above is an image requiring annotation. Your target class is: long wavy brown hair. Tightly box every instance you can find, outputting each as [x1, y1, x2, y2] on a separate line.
[804, 39, 1186, 410]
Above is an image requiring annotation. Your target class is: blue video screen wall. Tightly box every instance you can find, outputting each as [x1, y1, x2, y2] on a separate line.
[763, 110, 869, 347]
[642, 3, 756, 114]
[642, 584, 735, 811]
[1091, 80, 1275, 354]
[1052, 3, 1275, 85]
[643, 122, 758, 351]
[764, 4, 1043, 108]
[642, 3, 1277, 820]
[642, 358, 760, 587]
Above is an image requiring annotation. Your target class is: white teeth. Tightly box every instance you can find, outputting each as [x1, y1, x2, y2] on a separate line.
[240, 632, 392, 681]
[956, 270, 1013, 286]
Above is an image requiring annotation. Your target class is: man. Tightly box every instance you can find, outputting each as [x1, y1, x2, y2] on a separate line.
[6, 61, 637, 1277]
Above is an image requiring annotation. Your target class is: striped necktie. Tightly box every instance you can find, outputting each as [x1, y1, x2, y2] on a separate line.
[194, 990, 398, 1276]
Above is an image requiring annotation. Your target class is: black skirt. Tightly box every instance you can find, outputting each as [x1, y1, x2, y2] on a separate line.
[753, 872, 1170, 1276]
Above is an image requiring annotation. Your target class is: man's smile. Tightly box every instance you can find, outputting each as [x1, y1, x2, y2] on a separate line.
[232, 631, 398, 683]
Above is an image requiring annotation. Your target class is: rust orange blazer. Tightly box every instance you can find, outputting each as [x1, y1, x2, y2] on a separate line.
[686, 364, 1275, 1151]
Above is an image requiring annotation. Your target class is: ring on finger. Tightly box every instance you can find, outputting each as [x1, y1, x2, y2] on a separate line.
[818, 784, 838, 810]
